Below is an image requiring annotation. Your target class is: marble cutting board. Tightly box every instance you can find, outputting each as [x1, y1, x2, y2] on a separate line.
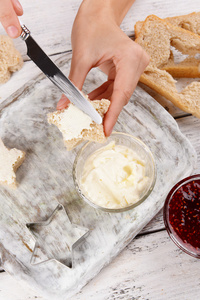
[0, 54, 197, 300]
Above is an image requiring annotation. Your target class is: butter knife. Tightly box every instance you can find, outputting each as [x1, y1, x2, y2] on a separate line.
[20, 24, 102, 124]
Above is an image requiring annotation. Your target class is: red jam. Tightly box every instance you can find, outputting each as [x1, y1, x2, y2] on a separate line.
[164, 175, 200, 258]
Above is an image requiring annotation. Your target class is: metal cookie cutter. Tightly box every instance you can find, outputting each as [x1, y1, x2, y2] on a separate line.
[26, 203, 89, 268]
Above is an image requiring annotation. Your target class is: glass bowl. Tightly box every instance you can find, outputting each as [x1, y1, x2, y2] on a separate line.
[163, 174, 200, 258]
[73, 132, 156, 213]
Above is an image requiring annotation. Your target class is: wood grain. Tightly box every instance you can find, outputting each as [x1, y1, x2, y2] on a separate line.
[0, 0, 200, 299]
[0, 54, 196, 299]
[0, 0, 200, 57]
[70, 229, 200, 300]
[1, 228, 200, 300]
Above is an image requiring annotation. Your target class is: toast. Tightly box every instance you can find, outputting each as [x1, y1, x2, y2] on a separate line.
[0, 35, 23, 84]
[0, 138, 25, 188]
[48, 98, 110, 151]
[135, 15, 200, 117]
[135, 12, 200, 77]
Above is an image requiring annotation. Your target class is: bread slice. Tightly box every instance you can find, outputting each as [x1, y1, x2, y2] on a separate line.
[161, 55, 200, 78]
[135, 15, 200, 117]
[135, 12, 200, 38]
[0, 138, 25, 188]
[164, 12, 200, 35]
[48, 98, 110, 151]
[0, 35, 23, 84]
[135, 12, 200, 77]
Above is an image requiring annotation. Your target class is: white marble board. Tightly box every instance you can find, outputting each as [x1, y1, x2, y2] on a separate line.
[0, 54, 197, 299]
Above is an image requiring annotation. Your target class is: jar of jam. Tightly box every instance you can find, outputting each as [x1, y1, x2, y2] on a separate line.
[163, 174, 200, 258]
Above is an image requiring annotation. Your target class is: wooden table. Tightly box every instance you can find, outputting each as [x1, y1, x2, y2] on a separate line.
[0, 0, 200, 299]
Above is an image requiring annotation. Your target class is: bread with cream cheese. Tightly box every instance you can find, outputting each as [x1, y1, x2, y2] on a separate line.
[0, 138, 25, 188]
[48, 98, 110, 150]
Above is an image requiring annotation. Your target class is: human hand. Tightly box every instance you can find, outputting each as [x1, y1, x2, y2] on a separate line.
[0, 0, 23, 38]
[57, 0, 150, 136]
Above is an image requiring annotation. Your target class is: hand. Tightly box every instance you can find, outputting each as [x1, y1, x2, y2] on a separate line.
[57, 0, 150, 136]
[0, 0, 23, 38]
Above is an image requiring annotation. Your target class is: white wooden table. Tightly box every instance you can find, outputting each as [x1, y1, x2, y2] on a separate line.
[0, 0, 200, 299]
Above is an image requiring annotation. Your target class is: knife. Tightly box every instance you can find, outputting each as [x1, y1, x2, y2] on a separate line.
[20, 24, 102, 124]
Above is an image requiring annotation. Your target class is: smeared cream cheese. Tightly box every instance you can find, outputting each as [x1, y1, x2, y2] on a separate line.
[54, 104, 93, 140]
[0, 138, 24, 186]
[80, 141, 150, 209]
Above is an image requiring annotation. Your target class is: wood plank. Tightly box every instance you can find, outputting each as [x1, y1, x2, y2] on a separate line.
[0, 272, 44, 300]
[1, 229, 200, 300]
[140, 209, 164, 234]
[177, 116, 200, 173]
[0, 227, 200, 300]
[0, 1, 199, 299]
[70, 229, 200, 300]
[0, 0, 200, 57]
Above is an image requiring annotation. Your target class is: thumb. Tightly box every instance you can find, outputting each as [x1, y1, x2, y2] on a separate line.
[57, 54, 91, 110]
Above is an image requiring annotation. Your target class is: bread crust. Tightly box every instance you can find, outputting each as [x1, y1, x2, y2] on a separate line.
[135, 12, 200, 78]
[0, 138, 25, 188]
[135, 14, 200, 118]
[48, 99, 110, 151]
[0, 35, 23, 84]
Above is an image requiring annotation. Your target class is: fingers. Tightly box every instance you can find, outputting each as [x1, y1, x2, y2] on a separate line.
[103, 66, 135, 136]
[103, 88, 128, 137]
[11, 0, 23, 15]
[0, 0, 23, 38]
[104, 46, 149, 136]
[56, 94, 70, 110]
[88, 80, 113, 100]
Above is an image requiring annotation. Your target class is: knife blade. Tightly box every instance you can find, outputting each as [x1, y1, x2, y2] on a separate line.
[20, 24, 102, 124]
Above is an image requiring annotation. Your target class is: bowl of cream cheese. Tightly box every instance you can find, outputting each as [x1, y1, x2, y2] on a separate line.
[73, 132, 156, 212]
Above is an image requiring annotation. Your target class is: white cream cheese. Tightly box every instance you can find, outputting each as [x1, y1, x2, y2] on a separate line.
[80, 141, 150, 209]
[0, 138, 24, 186]
[53, 104, 93, 140]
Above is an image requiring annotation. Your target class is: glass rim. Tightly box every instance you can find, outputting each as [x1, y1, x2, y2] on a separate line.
[73, 132, 157, 213]
[163, 174, 200, 258]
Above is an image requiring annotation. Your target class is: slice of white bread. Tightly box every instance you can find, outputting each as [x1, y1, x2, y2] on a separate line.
[0, 35, 23, 84]
[0, 138, 25, 188]
[135, 12, 200, 77]
[48, 98, 110, 151]
[135, 15, 200, 118]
